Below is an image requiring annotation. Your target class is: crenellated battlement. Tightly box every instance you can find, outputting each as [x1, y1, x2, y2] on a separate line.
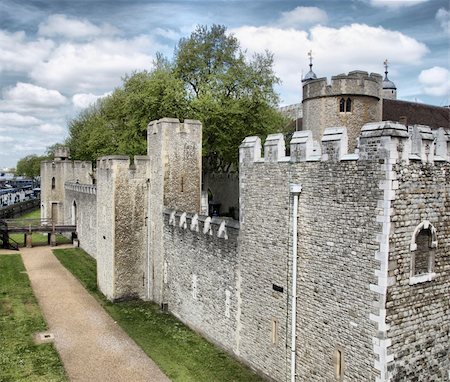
[96, 155, 150, 179]
[240, 122, 450, 165]
[303, 71, 383, 101]
[163, 208, 239, 240]
[147, 117, 202, 140]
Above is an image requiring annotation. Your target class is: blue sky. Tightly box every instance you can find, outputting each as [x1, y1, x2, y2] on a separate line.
[0, 0, 449, 168]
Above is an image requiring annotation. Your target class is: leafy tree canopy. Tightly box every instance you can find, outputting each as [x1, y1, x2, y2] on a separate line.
[15, 154, 48, 178]
[63, 24, 288, 171]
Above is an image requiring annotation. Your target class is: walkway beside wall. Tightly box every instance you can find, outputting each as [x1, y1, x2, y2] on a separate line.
[20, 245, 169, 382]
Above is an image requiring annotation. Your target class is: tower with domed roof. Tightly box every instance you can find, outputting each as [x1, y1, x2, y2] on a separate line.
[382, 59, 397, 100]
[302, 50, 317, 82]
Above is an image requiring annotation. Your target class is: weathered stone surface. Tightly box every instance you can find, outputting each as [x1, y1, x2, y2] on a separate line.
[64, 182, 97, 258]
[41, 155, 93, 224]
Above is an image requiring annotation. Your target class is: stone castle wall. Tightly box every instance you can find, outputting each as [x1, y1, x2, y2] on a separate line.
[43, 116, 449, 382]
[239, 123, 449, 381]
[41, 159, 92, 224]
[64, 182, 97, 258]
[162, 210, 239, 354]
[147, 118, 202, 304]
[96, 156, 150, 301]
[386, 159, 449, 380]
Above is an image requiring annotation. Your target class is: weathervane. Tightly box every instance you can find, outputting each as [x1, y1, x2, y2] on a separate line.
[308, 50, 313, 70]
[384, 59, 389, 77]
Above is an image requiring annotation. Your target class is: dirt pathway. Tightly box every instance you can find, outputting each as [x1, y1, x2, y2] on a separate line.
[20, 245, 170, 382]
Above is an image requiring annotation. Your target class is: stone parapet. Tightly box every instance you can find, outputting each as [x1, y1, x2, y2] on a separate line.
[65, 181, 97, 195]
[303, 71, 382, 101]
[239, 122, 450, 166]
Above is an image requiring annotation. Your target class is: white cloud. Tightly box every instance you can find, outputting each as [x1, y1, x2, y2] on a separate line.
[72, 91, 112, 109]
[231, 23, 428, 104]
[278, 7, 328, 27]
[0, 136, 15, 143]
[0, 112, 42, 127]
[436, 8, 450, 34]
[38, 14, 119, 40]
[369, 0, 429, 9]
[30, 36, 160, 93]
[37, 123, 65, 134]
[155, 27, 181, 40]
[0, 30, 54, 73]
[418, 66, 450, 97]
[2, 83, 67, 108]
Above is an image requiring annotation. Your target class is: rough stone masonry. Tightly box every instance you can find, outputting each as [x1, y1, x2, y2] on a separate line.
[41, 73, 449, 381]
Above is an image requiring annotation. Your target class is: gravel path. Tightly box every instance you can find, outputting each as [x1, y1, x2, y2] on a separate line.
[21, 245, 170, 382]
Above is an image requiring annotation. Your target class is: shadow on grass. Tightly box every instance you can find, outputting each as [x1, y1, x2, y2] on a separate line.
[53, 248, 265, 382]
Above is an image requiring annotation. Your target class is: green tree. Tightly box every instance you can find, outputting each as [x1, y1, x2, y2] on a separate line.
[15, 155, 47, 178]
[175, 24, 284, 171]
[66, 63, 187, 161]
[65, 24, 286, 170]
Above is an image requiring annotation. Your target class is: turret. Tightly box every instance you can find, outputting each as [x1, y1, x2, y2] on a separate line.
[382, 59, 397, 100]
[302, 70, 383, 152]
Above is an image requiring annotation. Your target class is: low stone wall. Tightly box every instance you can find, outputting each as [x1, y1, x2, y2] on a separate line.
[64, 182, 97, 258]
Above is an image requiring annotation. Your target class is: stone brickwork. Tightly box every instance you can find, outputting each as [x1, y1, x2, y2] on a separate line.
[147, 118, 202, 304]
[96, 155, 150, 301]
[40, 152, 92, 224]
[64, 182, 97, 258]
[162, 210, 239, 353]
[238, 122, 449, 381]
[43, 111, 449, 382]
[302, 71, 383, 152]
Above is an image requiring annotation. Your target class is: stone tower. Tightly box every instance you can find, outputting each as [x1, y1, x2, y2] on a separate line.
[302, 71, 383, 151]
[147, 118, 202, 304]
[40, 147, 92, 224]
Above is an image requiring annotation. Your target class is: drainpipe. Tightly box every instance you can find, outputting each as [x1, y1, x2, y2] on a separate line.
[290, 184, 302, 382]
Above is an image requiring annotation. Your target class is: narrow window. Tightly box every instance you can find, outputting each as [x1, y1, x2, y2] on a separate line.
[192, 274, 198, 300]
[409, 221, 437, 284]
[339, 98, 345, 112]
[334, 348, 344, 380]
[345, 98, 352, 112]
[181, 176, 184, 192]
[271, 319, 278, 344]
[414, 228, 432, 275]
[51, 177, 55, 190]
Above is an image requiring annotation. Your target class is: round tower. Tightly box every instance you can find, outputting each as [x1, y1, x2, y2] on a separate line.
[302, 70, 383, 152]
[382, 59, 397, 100]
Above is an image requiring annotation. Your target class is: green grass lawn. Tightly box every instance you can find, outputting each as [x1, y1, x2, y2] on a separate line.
[4, 209, 72, 248]
[54, 248, 264, 382]
[0, 254, 67, 382]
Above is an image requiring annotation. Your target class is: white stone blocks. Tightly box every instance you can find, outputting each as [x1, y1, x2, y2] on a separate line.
[264, 133, 286, 162]
[321, 127, 348, 161]
[239, 136, 261, 163]
[290, 131, 319, 162]
[409, 124, 435, 162]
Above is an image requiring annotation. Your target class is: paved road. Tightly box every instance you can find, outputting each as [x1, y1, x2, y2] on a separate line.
[20, 245, 170, 382]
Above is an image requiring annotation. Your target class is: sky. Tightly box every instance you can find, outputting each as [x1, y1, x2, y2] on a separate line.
[0, 0, 449, 169]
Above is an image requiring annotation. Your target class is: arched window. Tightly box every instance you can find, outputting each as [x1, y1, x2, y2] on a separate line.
[409, 220, 437, 284]
[51, 177, 56, 190]
[339, 98, 352, 113]
[339, 98, 345, 112]
[345, 98, 352, 112]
